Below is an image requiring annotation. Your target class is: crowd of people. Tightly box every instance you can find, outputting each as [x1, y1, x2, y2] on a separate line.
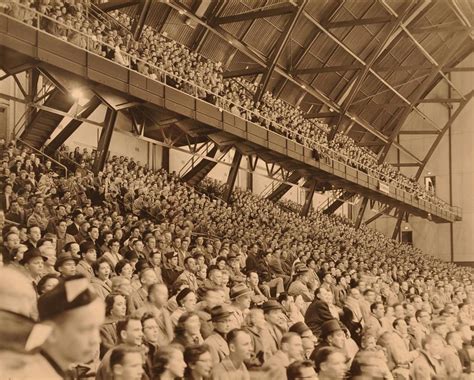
[0, 139, 473, 380]
[2, 0, 454, 211]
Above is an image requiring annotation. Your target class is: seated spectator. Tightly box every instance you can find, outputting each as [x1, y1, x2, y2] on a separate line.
[211, 329, 252, 380]
[109, 345, 145, 380]
[151, 345, 186, 379]
[183, 344, 213, 380]
[91, 257, 113, 300]
[286, 360, 318, 380]
[313, 346, 347, 380]
[100, 293, 127, 357]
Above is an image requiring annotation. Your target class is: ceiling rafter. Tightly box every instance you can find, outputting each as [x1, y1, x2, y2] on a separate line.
[415, 90, 474, 179]
[272, 0, 345, 98]
[192, 1, 226, 53]
[254, 0, 308, 102]
[213, 2, 295, 25]
[378, 34, 471, 163]
[380, 0, 468, 99]
[301, 3, 445, 135]
[330, 2, 417, 139]
[291, 64, 363, 75]
[164, 0, 447, 162]
[323, 16, 396, 29]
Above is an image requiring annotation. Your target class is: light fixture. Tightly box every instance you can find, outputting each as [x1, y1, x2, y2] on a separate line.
[71, 88, 83, 100]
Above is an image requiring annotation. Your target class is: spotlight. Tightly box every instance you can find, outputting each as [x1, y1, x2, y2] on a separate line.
[71, 89, 83, 100]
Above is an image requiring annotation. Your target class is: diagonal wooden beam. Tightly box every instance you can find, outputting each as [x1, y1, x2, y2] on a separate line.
[329, 2, 417, 140]
[415, 90, 474, 179]
[214, 2, 295, 25]
[272, 0, 345, 97]
[323, 16, 395, 29]
[291, 64, 363, 75]
[164, 0, 414, 151]
[378, 34, 471, 163]
[364, 206, 394, 225]
[254, 0, 307, 102]
[131, 0, 152, 40]
[223, 67, 264, 78]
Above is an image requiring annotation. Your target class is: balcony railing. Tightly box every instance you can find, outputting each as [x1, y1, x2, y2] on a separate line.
[0, 3, 462, 220]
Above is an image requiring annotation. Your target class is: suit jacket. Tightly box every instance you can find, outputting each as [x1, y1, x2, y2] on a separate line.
[66, 223, 79, 236]
[262, 350, 290, 380]
[364, 313, 383, 339]
[99, 317, 120, 358]
[264, 322, 283, 356]
[211, 357, 250, 380]
[136, 302, 174, 347]
[175, 270, 198, 291]
[304, 299, 333, 337]
[76, 260, 94, 280]
[91, 278, 112, 300]
[0, 193, 11, 212]
[205, 332, 229, 365]
[128, 287, 148, 314]
[288, 280, 314, 302]
[411, 350, 447, 380]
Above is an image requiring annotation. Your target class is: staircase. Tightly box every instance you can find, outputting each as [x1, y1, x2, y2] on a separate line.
[181, 145, 232, 187]
[20, 89, 74, 149]
[266, 172, 303, 202]
[320, 190, 355, 215]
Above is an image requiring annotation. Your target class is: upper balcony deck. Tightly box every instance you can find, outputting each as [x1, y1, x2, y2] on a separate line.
[0, 12, 462, 223]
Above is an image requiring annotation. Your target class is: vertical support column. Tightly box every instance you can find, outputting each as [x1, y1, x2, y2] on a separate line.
[93, 108, 117, 175]
[162, 146, 170, 172]
[392, 209, 404, 240]
[223, 150, 242, 203]
[300, 180, 317, 217]
[355, 197, 369, 229]
[448, 73, 454, 262]
[26, 69, 39, 125]
[246, 157, 253, 192]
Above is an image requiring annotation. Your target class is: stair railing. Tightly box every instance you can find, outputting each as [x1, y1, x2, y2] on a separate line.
[16, 138, 68, 178]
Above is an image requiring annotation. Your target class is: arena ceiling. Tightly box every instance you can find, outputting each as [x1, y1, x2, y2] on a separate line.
[103, 0, 474, 168]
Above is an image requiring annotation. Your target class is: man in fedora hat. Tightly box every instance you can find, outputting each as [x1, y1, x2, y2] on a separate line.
[288, 265, 314, 302]
[229, 283, 252, 329]
[310, 319, 347, 360]
[55, 252, 79, 279]
[20, 248, 47, 287]
[262, 300, 287, 356]
[204, 305, 233, 365]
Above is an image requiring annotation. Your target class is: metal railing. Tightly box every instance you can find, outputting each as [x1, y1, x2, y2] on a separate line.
[16, 138, 68, 178]
[316, 189, 345, 212]
[0, 3, 461, 218]
[177, 141, 213, 178]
